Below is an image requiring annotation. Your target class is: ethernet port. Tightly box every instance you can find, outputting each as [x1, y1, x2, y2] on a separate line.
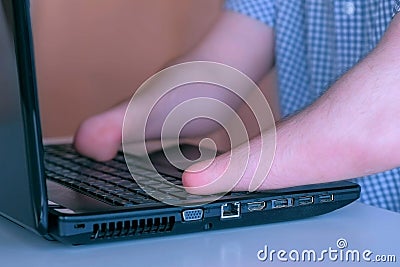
[220, 202, 241, 219]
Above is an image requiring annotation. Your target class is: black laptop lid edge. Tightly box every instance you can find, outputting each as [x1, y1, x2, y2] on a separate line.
[0, 0, 48, 234]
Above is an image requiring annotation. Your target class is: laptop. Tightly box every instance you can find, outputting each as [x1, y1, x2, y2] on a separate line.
[0, 0, 360, 245]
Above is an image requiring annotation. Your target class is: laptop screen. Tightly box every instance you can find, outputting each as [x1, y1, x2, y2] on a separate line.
[0, 0, 47, 234]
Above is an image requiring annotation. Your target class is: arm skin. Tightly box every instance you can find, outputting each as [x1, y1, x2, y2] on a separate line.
[73, 11, 275, 161]
[183, 14, 400, 194]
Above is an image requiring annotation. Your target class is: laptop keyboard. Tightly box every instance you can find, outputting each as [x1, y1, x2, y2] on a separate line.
[44, 144, 207, 207]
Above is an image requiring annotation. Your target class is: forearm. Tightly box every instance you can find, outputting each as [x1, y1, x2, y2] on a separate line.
[263, 14, 400, 189]
[182, 14, 400, 194]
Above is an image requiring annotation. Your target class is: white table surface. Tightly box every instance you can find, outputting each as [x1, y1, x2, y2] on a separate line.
[0, 202, 399, 267]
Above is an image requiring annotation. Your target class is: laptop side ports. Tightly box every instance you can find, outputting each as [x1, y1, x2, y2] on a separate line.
[220, 202, 241, 219]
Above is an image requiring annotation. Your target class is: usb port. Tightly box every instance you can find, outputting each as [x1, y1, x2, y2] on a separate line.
[247, 201, 266, 212]
[271, 198, 293, 209]
[221, 202, 241, 219]
[318, 194, 334, 203]
[298, 196, 314, 206]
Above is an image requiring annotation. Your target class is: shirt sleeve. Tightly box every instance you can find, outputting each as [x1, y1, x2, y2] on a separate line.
[224, 0, 276, 28]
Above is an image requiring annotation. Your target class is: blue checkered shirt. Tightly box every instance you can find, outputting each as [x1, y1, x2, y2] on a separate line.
[225, 0, 400, 212]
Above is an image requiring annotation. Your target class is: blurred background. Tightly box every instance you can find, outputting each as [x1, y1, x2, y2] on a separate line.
[31, 0, 280, 139]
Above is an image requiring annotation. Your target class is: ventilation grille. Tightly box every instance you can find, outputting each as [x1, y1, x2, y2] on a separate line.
[91, 216, 175, 240]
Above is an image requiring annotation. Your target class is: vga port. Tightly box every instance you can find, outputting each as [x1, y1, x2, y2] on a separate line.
[182, 209, 204, 222]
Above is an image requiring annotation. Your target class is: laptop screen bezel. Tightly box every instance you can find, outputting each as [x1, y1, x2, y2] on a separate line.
[0, 0, 48, 235]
